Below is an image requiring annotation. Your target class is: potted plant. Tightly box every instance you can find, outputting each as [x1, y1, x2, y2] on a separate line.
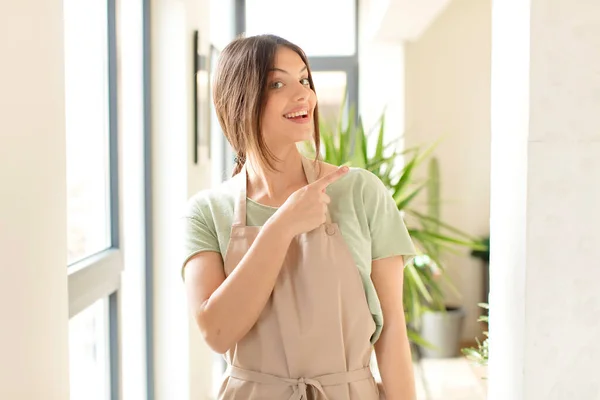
[304, 106, 486, 348]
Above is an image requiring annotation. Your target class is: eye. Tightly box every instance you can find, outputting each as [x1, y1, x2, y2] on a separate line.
[270, 81, 284, 89]
[300, 78, 311, 87]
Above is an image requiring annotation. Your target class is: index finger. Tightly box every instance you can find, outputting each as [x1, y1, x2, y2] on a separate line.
[311, 166, 349, 190]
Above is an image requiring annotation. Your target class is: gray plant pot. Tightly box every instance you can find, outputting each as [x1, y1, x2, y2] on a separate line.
[418, 306, 465, 358]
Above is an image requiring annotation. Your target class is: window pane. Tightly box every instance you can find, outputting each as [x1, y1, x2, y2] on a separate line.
[312, 71, 347, 125]
[69, 298, 110, 400]
[64, 0, 112, 265]
[245, 0, 356, 56]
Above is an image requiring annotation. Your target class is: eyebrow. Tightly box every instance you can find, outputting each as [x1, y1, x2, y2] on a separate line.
[269, 66, 308, 75]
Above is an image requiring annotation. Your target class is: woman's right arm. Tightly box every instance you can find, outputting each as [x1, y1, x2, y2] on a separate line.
[184, 217, 293, 354]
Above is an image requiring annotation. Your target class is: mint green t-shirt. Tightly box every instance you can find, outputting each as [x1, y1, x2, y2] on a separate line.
[181, 167, 416, 343]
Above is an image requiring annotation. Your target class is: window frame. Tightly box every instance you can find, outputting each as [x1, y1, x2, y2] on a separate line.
[66, 0, 122, 398]
[142, 0, 156, 398]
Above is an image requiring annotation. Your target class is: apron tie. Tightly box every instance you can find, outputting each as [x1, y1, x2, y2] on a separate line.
[227, 365, 372, 400]
[290, 376, 328, 400]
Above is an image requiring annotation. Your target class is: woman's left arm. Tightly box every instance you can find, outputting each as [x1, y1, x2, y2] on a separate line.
[372, 255, 416, 400]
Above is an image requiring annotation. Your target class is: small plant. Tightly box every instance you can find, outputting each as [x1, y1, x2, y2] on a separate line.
[461, 303, 489, 367]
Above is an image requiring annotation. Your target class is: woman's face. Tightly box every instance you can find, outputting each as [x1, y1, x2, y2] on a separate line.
[260, 46, 317, 152]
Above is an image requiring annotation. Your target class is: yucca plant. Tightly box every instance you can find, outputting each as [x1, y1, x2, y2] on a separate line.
[303, 106, 486, 346]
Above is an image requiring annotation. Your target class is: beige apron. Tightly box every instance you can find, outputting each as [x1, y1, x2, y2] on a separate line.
[218, 157, 380, 400]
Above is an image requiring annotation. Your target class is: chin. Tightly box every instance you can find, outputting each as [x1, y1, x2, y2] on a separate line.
[265, 123, 314, 148]
[291, 130, 313, 143]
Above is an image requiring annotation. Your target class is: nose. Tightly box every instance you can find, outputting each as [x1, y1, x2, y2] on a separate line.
[294, 82, 310, 102]
[296, 92, 306, 102]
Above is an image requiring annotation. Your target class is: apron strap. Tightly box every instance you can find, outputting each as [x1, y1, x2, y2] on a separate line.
[301, 157, 333, 225]
[232, 164, 248, 227]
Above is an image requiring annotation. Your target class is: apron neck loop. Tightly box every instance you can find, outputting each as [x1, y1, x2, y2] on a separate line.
[300, 156, 316, 184]
[302, 157, 333, 225]
[233, 164, 248, 227]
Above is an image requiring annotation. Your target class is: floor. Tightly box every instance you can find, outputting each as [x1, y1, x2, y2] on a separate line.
[372, 356, 487, 400]
[415, 357, 487, 400]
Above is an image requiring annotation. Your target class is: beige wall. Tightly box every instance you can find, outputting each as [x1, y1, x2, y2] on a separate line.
[0, 0, 70, 398]
[404, 0, 492, 341]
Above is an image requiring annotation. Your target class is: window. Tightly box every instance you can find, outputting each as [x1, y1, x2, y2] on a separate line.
[245, 0, 356, 56]
[311, 71, 348, 126]
[64, 0, 112, 265]
[64, 0, 122, 398]
[69, 298, 111, 400]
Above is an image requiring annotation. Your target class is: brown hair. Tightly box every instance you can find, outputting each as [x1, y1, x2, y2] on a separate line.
[212, 34, 321, 176]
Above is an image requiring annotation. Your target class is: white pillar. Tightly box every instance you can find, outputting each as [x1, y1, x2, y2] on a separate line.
[0, 1, 70, 399]
[151, 0, 214, 398]
[490, 1, 600, 399]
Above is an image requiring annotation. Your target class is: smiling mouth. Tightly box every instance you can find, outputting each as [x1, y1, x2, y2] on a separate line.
[284, 110, 309, 120]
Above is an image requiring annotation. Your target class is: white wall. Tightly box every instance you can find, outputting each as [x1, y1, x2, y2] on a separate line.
[0, 0, 70, 398]
[489, 0, 600, 398]
[404, 0, 492, 342]
[150, 0, 214, 398]
[358, 0, 406, 148]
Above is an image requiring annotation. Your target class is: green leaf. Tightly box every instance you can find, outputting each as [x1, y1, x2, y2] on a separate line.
[425, 157, 441, 235]
[462, 348, 484, 362]
[405, 264, 433, 304]
[350, 116, 367, 168]
[395, 182, 428, 211]
[359, 119, 368, 166]
[374, 112, 386, 161]
[410, 230, 486, 248]
[392, 153, 421, 200]
[320, 124, 338, 164]
[366, 153, 398, 172]
[406, 209, 482, 242]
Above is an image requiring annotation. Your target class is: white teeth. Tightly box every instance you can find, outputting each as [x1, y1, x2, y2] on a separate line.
[284, 110, 308, 119]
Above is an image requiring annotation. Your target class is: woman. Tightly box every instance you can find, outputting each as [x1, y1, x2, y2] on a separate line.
[182, 34, 417, 400]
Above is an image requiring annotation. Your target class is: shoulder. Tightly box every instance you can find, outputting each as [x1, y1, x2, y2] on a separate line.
[316, 161, 386, 194]
[184, 176, 239, 221]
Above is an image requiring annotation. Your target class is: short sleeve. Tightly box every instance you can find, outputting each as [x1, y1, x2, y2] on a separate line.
[181, 195, 221, 278]
[362, 171, 417, 267]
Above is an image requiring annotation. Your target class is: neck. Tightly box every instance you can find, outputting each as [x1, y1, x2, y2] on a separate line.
[246, 147, 307, 205]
